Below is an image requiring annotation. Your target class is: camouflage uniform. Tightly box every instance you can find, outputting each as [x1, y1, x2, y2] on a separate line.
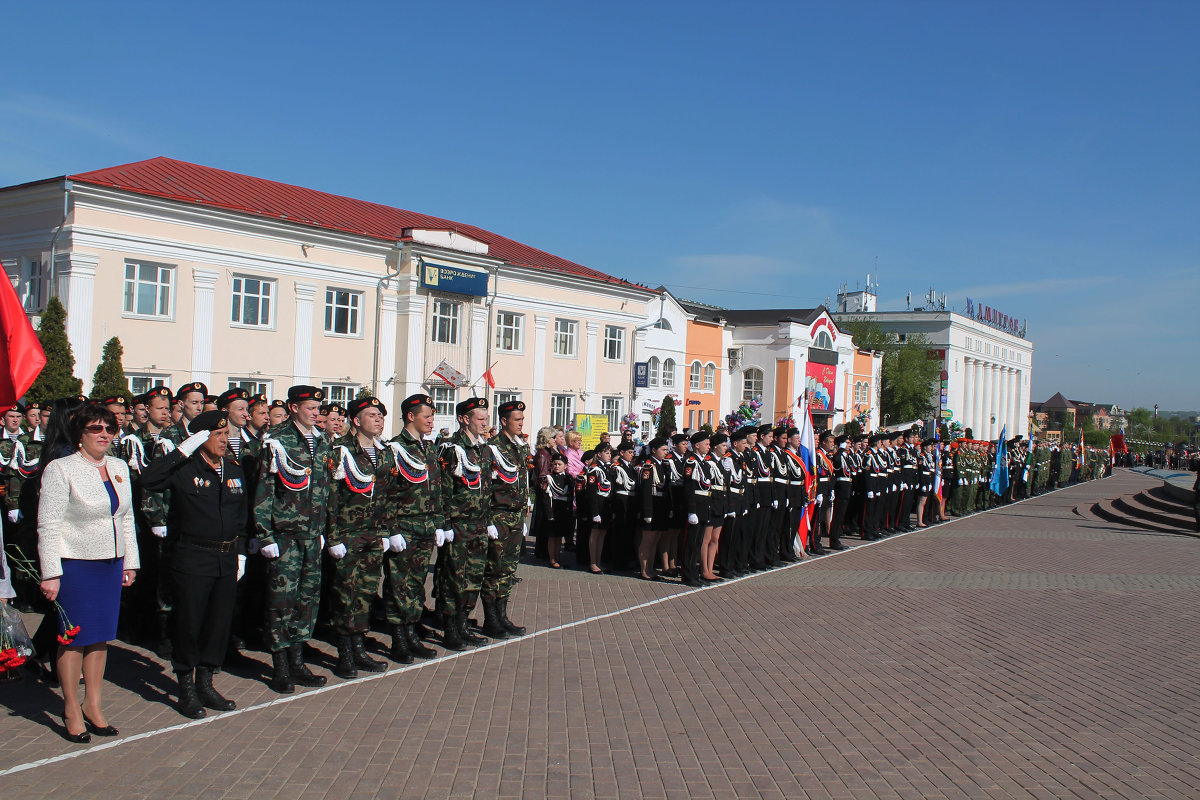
[383, 429, 446, 626]
[433, 428, 493, 616]
[253, 421, 333, 652]
[481, 432, 531, 603]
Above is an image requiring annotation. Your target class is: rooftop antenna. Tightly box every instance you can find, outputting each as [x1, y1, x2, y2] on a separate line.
[906, 292, 911, 310]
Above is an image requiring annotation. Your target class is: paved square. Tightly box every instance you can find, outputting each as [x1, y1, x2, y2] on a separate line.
[3, 470, 1198, 799]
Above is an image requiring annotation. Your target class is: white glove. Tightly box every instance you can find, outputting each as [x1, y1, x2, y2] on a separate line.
[320, 535, 325, 549]
[486, 525, 499, 540]
[380, 538, 391, 553]
[327, 543, 347, 559]
[247, 537, 261, 554]
[725, 511, 736, 518]
[178, 429, 211, 458]
[388, 533, 407, 551]
[523, 521, 529, 536]
[435, 528, 446, 547]
[444, 529, 455, 542]
[771, 500, 779, 509]
[721, 457, 734, 471]
[867, 491, 875, 499]
[756, 503, 761, 510]
[260, 542, 280, 559]
[7, 509, 20, 523]
[592, 515, 602, 523]
[687, 513, 699, 525]
[237, 554, 247, 581]
[643, 517, 652, 525]
[152, 526, 168, 539]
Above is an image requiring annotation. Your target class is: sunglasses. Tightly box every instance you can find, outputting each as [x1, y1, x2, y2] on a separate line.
[84, 424, 119, 435]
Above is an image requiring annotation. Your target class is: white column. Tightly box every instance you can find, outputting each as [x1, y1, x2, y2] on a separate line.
[398, 291, 425, 402]
[961, 358, 975, 432]
[978, 361, 991, 438]
[972, 360, 985, 437]
[58, 252, 99, 389]
[377, 293, 400, 436]
[292, 283, 318, 385]
[584, 322, 600, 413]
[989, 363, 1001, 439]
[532, 316, 549, 427]
[469, 304, 488, 395]
[190, 268, 219, 386]
[996, 367, 1008, 437]
[1012, 370, 1024, 437]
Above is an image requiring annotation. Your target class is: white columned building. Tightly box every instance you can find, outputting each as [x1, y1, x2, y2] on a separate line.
[292, 282, 318, 385]
[191, 268, 219, 385]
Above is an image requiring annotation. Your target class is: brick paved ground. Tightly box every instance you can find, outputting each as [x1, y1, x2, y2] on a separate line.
[3, 469, 1199, 799]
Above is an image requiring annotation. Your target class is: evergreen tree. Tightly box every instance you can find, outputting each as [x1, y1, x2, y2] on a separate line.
[27, 296, 82, 402]
[90, 337, 129, 400]
[656, 395, 678, 438]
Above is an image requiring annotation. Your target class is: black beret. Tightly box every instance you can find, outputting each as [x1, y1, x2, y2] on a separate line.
[99, 395, 127, 406]
[327, 402, 346, 416]
[551, 451, 568, 463]
[582, 449, 595, 462]
[269, 399, 287, 410]
[287, 385, 324, 403]
[819, 429, 835, 441]
[401, 393, 435, 416]
[670, 433, 689, 445]
[868, 434, 881, 445]
[690, 431, 709, 445]
[130, 394, 147, 406]
[8, 402, 24, 413]
[834, 434, 848, 445]
[204, 395, 218, 404]
[890, 431, 904, 440]
[710, 433, 729, 447]
[217, 388, 251, 409]
[773, 426, 787, 439]
[191, 410, 228, 433]
[647, 437, 668, 451]
[26, 401, 41, 411]
[455, 397, 488, 416]
[347, 396, 386, 419]
[145, 386, 173, 402]
[757, 424, 773, 436]
[497, 399, 526, 418]
[177, 382, 207, 399]
[248, 393, 268, 406]
[730, 427, 749, 442]
[786, 427, 799, 438]
[617, 441, 636, 453]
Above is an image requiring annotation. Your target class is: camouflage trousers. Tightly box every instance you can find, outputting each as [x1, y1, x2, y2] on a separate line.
[433, 521, 487, 615]
[383, 517, 437, 625]
[263, 536, 322, 652]
[481, 510, 526, 602]
[326, 533, 385, 635]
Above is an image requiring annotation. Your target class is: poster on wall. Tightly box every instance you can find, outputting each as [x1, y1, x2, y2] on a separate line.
[573, 413, 611, 449]
[805, 361, 836, 412]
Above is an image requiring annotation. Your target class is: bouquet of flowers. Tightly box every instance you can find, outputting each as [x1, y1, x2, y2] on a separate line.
[1, 602, 33, 679]
[6, 547, 81, 648]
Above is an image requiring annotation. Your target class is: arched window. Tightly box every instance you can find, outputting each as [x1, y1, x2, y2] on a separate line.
[689, 361, 702, 390]
[652, 317, 672, 331]
[743, 367, 763, 401]
[814, 330, 834, 349]
[647, 356, 660, 387]
[662, 358, 675, 388]
[703, 363, 716, 391]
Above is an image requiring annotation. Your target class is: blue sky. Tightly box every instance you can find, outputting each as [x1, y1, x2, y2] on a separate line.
[3, 1, 1197, 409]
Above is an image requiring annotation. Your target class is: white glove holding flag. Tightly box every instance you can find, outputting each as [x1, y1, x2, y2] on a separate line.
[687, 513, 699, 525]
[380, 538, 391, 553]
[327, 543, 347, 559]
[435, 528, 446, 547]
[152, 526, 168, 539]
[486, 525, 499, 540]
[178, 429, 211, 458]
[388, 533, 408, 552]
[260, 542, 281, 559]
[444, 528, 455, 543]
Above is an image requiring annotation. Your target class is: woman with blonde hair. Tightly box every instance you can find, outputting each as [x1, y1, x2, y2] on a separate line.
[532, 426, 564, 560]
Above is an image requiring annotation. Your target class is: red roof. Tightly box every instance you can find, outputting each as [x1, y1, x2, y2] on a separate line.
[63, 157, 642, 289]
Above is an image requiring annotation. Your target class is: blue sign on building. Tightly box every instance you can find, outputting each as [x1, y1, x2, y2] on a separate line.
[420, 261, 489, 297]
[634, 362, 649, 388]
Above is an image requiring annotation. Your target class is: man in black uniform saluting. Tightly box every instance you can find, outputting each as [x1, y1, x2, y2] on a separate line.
[140, 410, 247, 719]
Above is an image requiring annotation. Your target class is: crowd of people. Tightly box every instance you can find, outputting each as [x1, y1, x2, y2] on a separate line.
[0, 385, 1116, 740]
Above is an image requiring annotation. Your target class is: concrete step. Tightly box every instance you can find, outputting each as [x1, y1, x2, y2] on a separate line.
[1089, 499, 1188, 535]
[1144, 485, 1194, 514]
[1113, 494, 1194, 530]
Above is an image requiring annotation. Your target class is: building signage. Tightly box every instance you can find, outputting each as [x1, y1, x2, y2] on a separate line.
[634, 362, 649, 388]
[965, 297, 1025, 338]
[421, 261, 489, 297]
[573, 414, 611, 449]
[805, 361, 836, 412]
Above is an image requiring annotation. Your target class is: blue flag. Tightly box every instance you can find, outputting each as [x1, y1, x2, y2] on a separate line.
[990, 425, 1009, 497]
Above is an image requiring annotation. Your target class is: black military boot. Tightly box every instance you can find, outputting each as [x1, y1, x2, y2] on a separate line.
[388, 625, 414, 664]
[459, 610, 488, 647]
[155, 614, 173, 660]
[176, 670, 206, 719]
[269, 651, 295, 694]
[333, 635, 357, 679]
[498, 598, 527, 636]
[441, 613, 465, 651]
[405, 624, 437, 659]
[481, 600, 509, 639]
[195, 666, 236, 711]
[351, 634, 388, 672]
[287, 643, 327, 687]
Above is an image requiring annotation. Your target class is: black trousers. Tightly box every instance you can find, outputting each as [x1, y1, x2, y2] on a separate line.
[718, 509, 740, 574]
[829, 482, 852, 547]
[171, 567, 237, 672]
[680, 497, 710, 583]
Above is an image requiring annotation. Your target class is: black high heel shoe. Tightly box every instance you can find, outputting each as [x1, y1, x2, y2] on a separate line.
[81, 707, 119, 737]
[61, 717, 91, 744]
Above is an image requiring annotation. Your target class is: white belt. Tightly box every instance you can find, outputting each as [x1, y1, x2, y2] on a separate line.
[616, 490, 632, 496]
[693, 489, 710, 496]
[729, 488, 743, 494]
[773, 478, 788, 484]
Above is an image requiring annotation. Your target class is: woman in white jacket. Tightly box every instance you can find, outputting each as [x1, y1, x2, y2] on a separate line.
[38, 404, 139, 743]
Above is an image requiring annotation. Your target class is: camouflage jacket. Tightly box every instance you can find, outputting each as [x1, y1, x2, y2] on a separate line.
[386, 429, 448, 525]
[326, 433, 397, 542]
[3, 429, 44, 511]
[438, 428, 493, 525]
[487, 432, 532, 513]
[252, 421, 333, 544]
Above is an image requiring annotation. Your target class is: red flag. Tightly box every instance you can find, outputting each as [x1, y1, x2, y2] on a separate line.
[482, 367, 495, 390]
[0, 270, 46, 408]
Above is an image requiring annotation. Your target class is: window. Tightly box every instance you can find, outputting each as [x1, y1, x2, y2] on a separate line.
[127, 374, 169, 396]
[703, 363, 716, 391]
[432, 387, 456, 418]
[322, 383, 357, 404]
[22, 257, 46, 312]
[662, 358, 676, 388]
[495, 311, 523, 352]
[325, 289, 362, 336]
[431, 299, 461, 344]
[743, 367, 763, 400]
[231, 275, 274, 327]
[687, 410, 695, 429]
[550, 394, 574, 428]
[647, 356, 661, 387]
[603, 325, 625, 361]
[493, 392, 521, 427]
[854, 381, 870, 405]
[123, 261, 174, 318]
[553, 319, 577, 357]
[229, 379, 272, 397]
[707, 410, 714, 426]
[652, 317, 672, 331]
[689, 361, 702, 390]
[601, 397, 622, 433]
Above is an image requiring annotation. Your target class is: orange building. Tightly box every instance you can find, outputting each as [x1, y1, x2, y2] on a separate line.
[681, 316, 723, 431]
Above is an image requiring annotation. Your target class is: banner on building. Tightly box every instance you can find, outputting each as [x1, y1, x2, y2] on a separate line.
[420, 262, 489, 297]
[574, 413, 611, 449]
[634, 362, 649, 388]
[805, 361, 836, 412]
[428, 359, 468, 388]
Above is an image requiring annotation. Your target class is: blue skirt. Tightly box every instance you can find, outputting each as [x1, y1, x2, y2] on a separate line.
[57, 557, 123, 647]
